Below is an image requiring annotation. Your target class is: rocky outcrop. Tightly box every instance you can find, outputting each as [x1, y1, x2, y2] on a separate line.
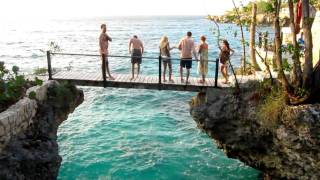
[190, 87, 320, 179]
[0, 81, 84, 180]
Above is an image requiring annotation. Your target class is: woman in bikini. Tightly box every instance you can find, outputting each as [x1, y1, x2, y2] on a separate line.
[219, 40, 234, 84]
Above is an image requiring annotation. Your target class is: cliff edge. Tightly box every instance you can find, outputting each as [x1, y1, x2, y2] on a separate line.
[0, 81, 84, 180]
[190, 86, 320, 179]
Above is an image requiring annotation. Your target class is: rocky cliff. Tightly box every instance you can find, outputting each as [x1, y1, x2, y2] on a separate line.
[190, 86, 320, 179]
[0, 81, 84, 180]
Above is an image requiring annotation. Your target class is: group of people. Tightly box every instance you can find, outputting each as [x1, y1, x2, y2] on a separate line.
[99, 23, 234, 84]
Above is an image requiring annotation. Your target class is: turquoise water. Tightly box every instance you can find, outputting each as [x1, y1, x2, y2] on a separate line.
[57, 88, 259, 180]
[1, 16, 261, 179]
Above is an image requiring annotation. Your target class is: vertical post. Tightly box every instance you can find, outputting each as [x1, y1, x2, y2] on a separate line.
[102, 54, 107, 87]
[46, 51, 53, 80]
[214, 58, 219, 87]
[159, 55, 162, 85]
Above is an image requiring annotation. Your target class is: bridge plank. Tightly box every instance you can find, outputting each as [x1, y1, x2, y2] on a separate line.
[50, 71, 218, 92]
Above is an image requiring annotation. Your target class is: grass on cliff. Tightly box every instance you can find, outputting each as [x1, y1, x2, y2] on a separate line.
[254, 80, 287, 129]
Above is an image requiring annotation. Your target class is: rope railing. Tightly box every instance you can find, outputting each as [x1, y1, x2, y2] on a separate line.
[50, 52, 218, 62]
[47, 51, 220, 88]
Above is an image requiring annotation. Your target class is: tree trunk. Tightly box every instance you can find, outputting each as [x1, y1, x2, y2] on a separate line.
[288, 0, 303, 87]
[274, 0, 291, 91]
[232, 0, 247, 73]
[250, 3, 261, 71]
[302, 0, 314, 89]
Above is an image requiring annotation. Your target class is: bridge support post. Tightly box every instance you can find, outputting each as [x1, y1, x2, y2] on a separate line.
[46, 51, 53, 80]
[214, 58, 219, 87]
[158, 55, 162, 89]
[102, 55, 107, 88]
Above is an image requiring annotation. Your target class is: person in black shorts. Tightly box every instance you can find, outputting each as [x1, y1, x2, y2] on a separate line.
[178, 32, 197, 84]
[129, 35, 144, 80]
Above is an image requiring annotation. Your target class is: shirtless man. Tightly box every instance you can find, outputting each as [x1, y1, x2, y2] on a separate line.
[128, 35, 144, 80]
[178, 31, 197, 84]
[99, 24, 114, 80]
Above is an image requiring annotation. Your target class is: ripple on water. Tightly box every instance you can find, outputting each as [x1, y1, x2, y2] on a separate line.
[57, 87, 260, 180]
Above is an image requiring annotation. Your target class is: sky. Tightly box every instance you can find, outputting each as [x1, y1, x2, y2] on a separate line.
[0, 0, 250, 19]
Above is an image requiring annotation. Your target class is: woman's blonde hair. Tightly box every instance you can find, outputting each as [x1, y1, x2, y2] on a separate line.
[160, 36, 169, 49]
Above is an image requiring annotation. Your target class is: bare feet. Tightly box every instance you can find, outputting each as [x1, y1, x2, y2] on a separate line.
[130, 77, 134, 81]
[198, 80, 205, 84]
[181, 78, 184, 83]
[169, 79, 174, 83]
[163, 79, 167, 82]
[109, 76, 115, 80]
[186, 81, 190, 84]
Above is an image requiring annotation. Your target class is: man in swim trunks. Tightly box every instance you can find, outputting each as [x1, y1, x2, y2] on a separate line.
[99, 24, 114, 80]
[178, 31, 197, 84]
[129, 35, 144, 80]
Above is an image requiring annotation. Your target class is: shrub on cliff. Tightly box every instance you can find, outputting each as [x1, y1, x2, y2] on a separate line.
[0, 62, 42, 112]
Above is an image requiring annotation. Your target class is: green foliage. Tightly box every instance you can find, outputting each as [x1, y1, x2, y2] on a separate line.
[282, 58, 293, 72]
[48, 81, 77, 110]
[28, 91, 37, 100]
[0, 62, 41, 112]
[33, 67, 48, 75]
[256, 80, 286, 129]
[257, 1, 275, 14]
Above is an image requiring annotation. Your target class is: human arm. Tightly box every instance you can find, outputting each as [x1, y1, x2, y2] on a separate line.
[230, 48, 235, 56]
[178, 39, 182, 50]
[99, 34, 103, 50]
[192, 42, 198, 60]
[140, 41, 144, 54]
[107, 34, 112, 42]
[128, 39, 132, 54]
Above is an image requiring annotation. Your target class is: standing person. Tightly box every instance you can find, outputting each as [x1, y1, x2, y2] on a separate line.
[99, 24, 114, 80]
[197, 35, 208, 84]
[219, 40, 234, 84]
[159, 36, 175, 82]
[178, 31, 197, 84]
[129, 35, 144, 80]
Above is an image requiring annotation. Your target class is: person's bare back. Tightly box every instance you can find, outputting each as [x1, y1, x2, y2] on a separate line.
[129, 36, 144, 53]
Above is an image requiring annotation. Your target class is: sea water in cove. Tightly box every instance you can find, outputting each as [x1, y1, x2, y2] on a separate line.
[1, 16, 262, 179]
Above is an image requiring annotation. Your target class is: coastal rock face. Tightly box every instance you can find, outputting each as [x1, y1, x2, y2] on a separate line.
[0, 81, 84, 180]
[190, 87, 320, 179]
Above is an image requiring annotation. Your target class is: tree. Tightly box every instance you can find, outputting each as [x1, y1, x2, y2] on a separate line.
[250, 2, 261, 71]
[301, 0, 314, 89]
[274, 0, 291, 91]
[288, 0, 302, 87]
[232, 0, 247, 73]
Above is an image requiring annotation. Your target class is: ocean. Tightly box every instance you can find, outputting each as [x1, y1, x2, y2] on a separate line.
[1, 16, 260, 179]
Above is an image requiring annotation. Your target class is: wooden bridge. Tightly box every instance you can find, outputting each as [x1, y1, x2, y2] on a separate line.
[46, 51, 225, 92]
